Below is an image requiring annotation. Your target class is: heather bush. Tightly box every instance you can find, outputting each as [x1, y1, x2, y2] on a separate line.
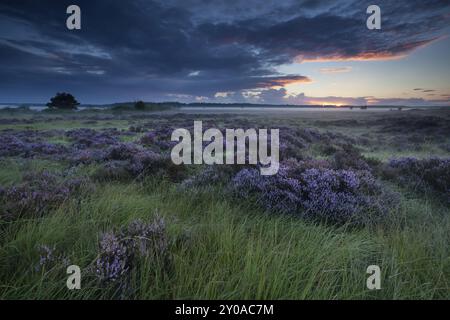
[92, 160, 132, 182]
[0, 135, 30, 157]
[70, 149, 107, 165]
[231, 168, 304, 215]
[332, 145, 371, 171]
[134, 152, 187, 182]
[95, 217, 170, 296]
[105, 143, 141, 161]
[0, 134, 68, 158]
[92, 150, 186, 182]
[298, 168, 396, 224]
[35, 245, 70, 272]
[180, 165, 241, 189]
[386, 157, 450, 200]
[0, 172, 92, 222]
[229, 161, 397, 225]
[140, 129, 177, 150]
[283, 158, 332, 178]
[140, 131, 158, 145]
[318, 143, 339, 156]
[66, 128, 120, 149]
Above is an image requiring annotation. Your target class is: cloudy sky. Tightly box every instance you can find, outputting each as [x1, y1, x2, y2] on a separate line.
[1, 0, 449, 106]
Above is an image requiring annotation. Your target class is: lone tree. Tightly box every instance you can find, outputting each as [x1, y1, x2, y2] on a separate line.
[46, 92, 80, 110]
[134, 100, 146, 110]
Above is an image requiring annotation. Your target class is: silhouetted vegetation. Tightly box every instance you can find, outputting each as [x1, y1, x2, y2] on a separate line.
[134, 100, 146, 110]
[46, 92, 80, 110]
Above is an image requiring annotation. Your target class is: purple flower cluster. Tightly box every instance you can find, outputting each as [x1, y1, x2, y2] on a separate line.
[93, 145, 179, 181]
[298, 168, 393, 224]
[105, 143, 141, 161]
[229, 161, 397, 225]
[0, 128, 128, 163]
[96, 232, 129, 283]
[95, 217, 169, 287]
[65, 128, 120, 149]
[36, 245, 70, 272]
[0, 171, 92, 221]
[0, 133, 68, 158]
[387, 157, 450, 199]
[332, 146, 371, 171]
[236, 167, 304, 214]
[180, 165, 243, 189]
[139, 128, 177, 150]
[70, 149, 107, 165]
[60, 128, 180, 180]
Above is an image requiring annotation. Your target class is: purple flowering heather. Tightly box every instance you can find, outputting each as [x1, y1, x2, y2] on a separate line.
[70, 149, 107, 165]
[96, 232, 129, 283]
[0, 171, 93, 221]
[92, 160, 132, 181]
[129, 150, 164, 175]
[230, 167, 303, 215]
[36, 245, 71, 272]
[0, 133, 68, 158]
[66, 128, 120, 149]
[139, 131, 158, 145]
[105, 143, 142, 161]
[387, 157, 450, 200]
[93, 149, 181, 182]
[38, 245, 57, 270]
[140, 129, 177, 150]
[298, 168, 390, 224]
[0, 135, 30, 157]
[230, 162, 397, 225]
[95, 217, 170, 289]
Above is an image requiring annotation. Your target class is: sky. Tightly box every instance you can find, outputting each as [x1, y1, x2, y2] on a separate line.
[0, 0, 449, 106]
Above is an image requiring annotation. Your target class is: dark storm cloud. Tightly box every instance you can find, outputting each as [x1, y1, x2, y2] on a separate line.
[0, 0, 449, 103]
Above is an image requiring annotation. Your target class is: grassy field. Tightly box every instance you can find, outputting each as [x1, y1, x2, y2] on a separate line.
[0, 107, 449, 299]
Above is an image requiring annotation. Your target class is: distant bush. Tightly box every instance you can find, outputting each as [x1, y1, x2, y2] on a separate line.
[46, 92, 80, 110]
[134, 101, 146, 110]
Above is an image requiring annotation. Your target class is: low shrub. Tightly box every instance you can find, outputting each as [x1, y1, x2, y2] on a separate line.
[386, 157, 450, 200]
[35, 245, 70, 272]
[95, 217, 170, 296]
[333, 145, 370, 171]
[0, 171, 92, 222]
[229, 161, 398, 225]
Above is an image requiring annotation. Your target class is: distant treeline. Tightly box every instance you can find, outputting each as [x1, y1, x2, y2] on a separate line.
[4, 101, 442, 111]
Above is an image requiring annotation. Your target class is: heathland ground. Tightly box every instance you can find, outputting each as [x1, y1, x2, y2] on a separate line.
[0, 107, 448, 299]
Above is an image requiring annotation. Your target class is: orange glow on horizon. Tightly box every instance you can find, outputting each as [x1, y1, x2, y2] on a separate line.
[307, 100, 346, 107]
[296, 52, 407, 63]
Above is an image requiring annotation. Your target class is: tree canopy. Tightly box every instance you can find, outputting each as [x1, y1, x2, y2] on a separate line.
[46, 93, 80, 110]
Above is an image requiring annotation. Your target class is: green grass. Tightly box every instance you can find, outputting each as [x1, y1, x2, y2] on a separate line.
[0, 179, 448, 299]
